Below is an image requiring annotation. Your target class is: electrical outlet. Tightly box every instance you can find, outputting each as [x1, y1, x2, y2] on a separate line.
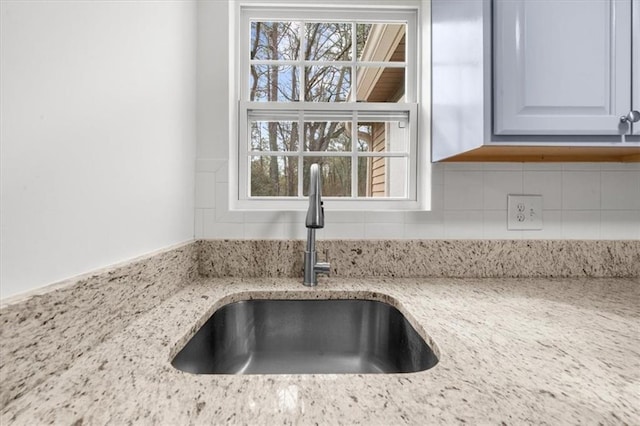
[507, 195, 543, 230]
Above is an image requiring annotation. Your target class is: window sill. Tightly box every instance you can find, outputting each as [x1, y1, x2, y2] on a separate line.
[230, 198, 429, 212]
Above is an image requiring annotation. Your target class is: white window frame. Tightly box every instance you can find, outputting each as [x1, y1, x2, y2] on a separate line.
[229, 0, 431, 211]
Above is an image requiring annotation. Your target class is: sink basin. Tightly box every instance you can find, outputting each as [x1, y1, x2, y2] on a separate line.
[171, 299, 438, 375]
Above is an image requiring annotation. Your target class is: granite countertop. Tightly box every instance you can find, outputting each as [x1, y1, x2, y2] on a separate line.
[2, 276, 638, 425]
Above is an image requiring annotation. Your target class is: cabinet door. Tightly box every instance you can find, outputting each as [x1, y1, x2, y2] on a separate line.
[494, 0, 632, 135]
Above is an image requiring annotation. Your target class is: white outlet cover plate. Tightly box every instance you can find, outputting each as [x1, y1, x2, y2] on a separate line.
[507, 194, 543, 230]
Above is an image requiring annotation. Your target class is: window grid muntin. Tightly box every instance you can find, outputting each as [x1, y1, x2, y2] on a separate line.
[247, 106, 414, 199]
[248, 19, 408, 103]
[241, 6, 417, 203]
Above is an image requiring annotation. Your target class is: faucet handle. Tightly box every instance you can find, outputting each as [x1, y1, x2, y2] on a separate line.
[312, 249, 330, 276]
[314, 261, 331, 276]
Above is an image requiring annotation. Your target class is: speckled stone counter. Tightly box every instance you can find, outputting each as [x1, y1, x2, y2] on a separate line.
[198, 240, 640, 278]
[2, 276, 639, 425]
[0, 243, 198, 409]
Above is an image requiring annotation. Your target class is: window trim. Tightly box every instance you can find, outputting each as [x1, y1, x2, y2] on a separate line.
[229, 0, 431, 211]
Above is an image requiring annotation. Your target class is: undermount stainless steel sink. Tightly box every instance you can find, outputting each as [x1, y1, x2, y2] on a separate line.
[171, 299, 438, 375]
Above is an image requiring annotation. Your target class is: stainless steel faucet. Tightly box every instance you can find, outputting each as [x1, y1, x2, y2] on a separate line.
[303, 163, 330, 286]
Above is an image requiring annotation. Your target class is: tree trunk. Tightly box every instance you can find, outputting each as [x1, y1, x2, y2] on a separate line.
[249, 22, 261, 100]
[268, 24, 280, 194]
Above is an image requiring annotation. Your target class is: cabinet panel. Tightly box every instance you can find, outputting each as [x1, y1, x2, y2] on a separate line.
[494, 0, 632, 135]
[634, 0, 639, 135]
[431, 0, 489, 160]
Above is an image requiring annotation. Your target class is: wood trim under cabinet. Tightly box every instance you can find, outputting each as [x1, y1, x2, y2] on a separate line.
[438, 146, 640, 162]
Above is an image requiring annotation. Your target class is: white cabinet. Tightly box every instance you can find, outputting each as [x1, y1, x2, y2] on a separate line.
[494, 0, 632, 136]
[634, 0, 640, 134]
[432, 0, 640, 162]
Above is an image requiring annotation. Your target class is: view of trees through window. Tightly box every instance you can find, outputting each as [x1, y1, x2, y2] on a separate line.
[247, 19, 408, 198]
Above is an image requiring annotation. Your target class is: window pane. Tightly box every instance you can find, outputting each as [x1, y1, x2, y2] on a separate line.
[251, 121, 299, 151]
[250, 156, 298, 196]
[304, 122, 351, 151]
[305, 23, 352, 61]
[355, 66, 405, 102]
[356, 23, 406, 62]
[357, 120, 408, 152]
[357, 123, 373, 151]
[358, 157, 407, 198]
[251, 22, 300, 60]
[303, 158, 351, 197]
[250, 65, 299, 102]
[305, 66, 351, 102]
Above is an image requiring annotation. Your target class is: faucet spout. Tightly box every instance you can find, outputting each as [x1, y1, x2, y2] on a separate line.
[305, 163, 324, 229]
[303, 163, 330, 286]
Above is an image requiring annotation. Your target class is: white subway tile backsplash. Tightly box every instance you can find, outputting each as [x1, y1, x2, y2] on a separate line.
[194, 208, 204, 238]
[215, 182, 244, 223]
[196, 158, 225, 173]
[404, 220, 445, 239]
[316, 222, 365, 239]
[364, 211, 406, 224]
[562, 163, 602, 171]
[282, 222, 308, 240]
[203, 211, 244, 238]
[601, 171, 640, 210]
[523, 171, 562, 210]
[444, 210, 484, 239]
[443, 162, 484, 171]
[526, 210, 562, 239]
[215, 162, 229, 183]
[562, 171, 600, 210]
[194, 159, 640, 240]
[444, 171, 484, 210]
[483, 162, 523, 171]
[204, 215, 245, 239]
[562, 210, 600, 239]
[209, 222, 245, 239]
[523, 163, 563, 171]
[431, 163, 445, 186]
[202, 209, 216, 237]
[243, 211, 288, 223]
[244, 222, 285, 239]
[323, 210, 366, 223]
[405, 209, 444, 224]
[195, 172, 216, 208]
[364, 222, 405, 239]
[483, 171, 523, 210]
[279, 211, 306, 223]
[483, 210, 521, 239]
[429, 180, 445, 211]
[600, 162, 640, 171]
[600, 210, 640, 240]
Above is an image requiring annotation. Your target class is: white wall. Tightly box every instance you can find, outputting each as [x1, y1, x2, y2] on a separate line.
[1, 0, 197, 299]
[195, 0, 640, 241]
